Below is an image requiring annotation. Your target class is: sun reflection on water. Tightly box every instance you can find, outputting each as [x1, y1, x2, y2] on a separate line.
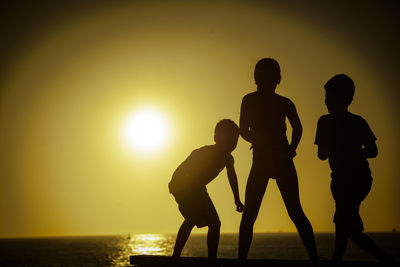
[129, 234, 174, 256]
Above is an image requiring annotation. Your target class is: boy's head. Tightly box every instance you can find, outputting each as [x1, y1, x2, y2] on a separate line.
[324, 74, 355, 113]
[254, 58, 281, 90]
[214, 119, 239, 152]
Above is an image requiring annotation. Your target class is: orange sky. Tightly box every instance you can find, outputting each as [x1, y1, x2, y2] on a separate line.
[0, 1, 399, 237]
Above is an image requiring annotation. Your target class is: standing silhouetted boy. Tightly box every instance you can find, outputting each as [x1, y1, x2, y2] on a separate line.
[238, 58, 318, 261]
[169, 119, 244, 261]
[315, 74, 394, 263]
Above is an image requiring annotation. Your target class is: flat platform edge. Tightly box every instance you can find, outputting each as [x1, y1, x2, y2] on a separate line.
[130, 255, 388, 266]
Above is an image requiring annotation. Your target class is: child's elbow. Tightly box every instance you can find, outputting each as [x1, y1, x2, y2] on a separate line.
[318, 150, 328, 160]
[370, 147, 378, 158]
[368, 149, 378, 158]
[318, 154, 328, 161]
[239, 129, 252, 143]
[365, 145, 378, 158]
[294, 123, 302, 134]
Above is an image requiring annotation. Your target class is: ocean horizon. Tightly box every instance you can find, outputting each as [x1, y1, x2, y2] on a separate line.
[0, 232, 399, 266]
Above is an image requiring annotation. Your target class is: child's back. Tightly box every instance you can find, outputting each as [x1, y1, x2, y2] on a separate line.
[168, 144, 231, 194]
[315, 112, 376, 182]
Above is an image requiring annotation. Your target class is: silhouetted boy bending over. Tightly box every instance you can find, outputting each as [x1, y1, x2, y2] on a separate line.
[315, 74, 394, 263]
[238, 58, 318, 261]
[169, 119, 244, 261]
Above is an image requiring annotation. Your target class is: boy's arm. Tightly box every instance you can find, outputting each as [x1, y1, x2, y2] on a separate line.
[317, 144, 329, 160]
[239, 96, 253, 144]
[363, 140, 378, 158]
[360, 118, 378, 158]
[226, 156, 244, 212]
[286, 100, 302, 157]
[315, 117, 329, 160]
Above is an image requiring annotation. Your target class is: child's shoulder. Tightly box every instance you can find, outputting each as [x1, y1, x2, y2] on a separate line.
[347, 113, 372, 131]
[329, 112, 366, 123]
[317, 112, 368, 127]
[347, 112, 365, 121]
[191, 145, 213, 155]
[316, 114, 333, 129]
[318, 114, 331, 121]
[274, 93, 294, 105]
[242, 92, 293, 104]
[242, 91, 257, 101]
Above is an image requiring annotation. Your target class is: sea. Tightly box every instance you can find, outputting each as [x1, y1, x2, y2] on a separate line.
[0, 233, 399, 267]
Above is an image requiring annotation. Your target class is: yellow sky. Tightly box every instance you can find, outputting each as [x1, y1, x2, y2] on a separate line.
[0, 1, 399, 237]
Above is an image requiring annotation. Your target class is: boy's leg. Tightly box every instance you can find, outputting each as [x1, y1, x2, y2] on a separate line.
[173, 219, 195, 257]
[207, 214, 221, 261]
[276, 162, 318, 261]
[349, 231, 394, 263]
[332, 224, 348, 262]
[330, 179, 351, 262]
[199, 189, 221, 261]
[238, 164, 269, 260]
[348, 183, 394, 263]
[332, 178, 387, 262]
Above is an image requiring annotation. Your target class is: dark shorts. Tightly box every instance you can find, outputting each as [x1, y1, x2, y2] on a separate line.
[330, 176, 372, 233]
[252, 148, 295, 179]
[172, 188, 219, 228]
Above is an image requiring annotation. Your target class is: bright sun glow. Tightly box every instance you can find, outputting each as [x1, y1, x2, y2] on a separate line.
[123, 107, 169, 153]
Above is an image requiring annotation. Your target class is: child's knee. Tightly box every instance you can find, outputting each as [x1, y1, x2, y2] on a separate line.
[287, 207, 306, 224]
[241, 209, 259, 226]
[348, 230, 365, 240]
[182, 219, 196, 228]
[208, 217, 221, 229]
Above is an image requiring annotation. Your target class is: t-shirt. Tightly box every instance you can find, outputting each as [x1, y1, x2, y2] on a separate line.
[240, 92, 291, 151]
[168, 145, 233, 194]
[315, 112, 376, 179]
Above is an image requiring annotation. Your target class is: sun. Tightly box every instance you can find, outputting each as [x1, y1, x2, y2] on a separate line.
[123, 107, 169, 153]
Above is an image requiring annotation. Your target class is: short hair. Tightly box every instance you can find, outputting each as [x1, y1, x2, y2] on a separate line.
[215, 119, 239, 137]
[254, 58, 281, 85]
[324, 74, 355, 106]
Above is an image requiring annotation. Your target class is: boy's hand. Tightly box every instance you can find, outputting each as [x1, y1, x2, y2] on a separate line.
[235, 200, 244, 213]
[289, 145, 297, 159]
[288, 146, 297, 158]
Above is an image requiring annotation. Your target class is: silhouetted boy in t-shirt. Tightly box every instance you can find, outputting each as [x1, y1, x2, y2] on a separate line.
[315, 74, 394, 263]
[169, 119, 244, 261]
